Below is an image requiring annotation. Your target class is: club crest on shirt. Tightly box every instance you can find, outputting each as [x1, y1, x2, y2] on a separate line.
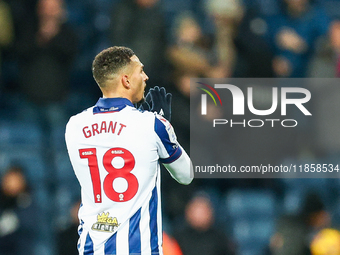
[91, 212, 120, 233]
[166, 124, 177, 144]
[155, 114, 177, 144]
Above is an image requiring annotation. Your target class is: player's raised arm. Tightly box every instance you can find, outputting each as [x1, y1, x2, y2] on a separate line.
[146, 86, 193, 185]
[154, 113, 193, 185]
[162, 145, 193, 185]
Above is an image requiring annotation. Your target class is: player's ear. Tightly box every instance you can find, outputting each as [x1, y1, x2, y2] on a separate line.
[122, 75, 130, 89]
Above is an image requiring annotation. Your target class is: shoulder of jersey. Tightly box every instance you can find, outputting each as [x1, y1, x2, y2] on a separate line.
[135, 107, 156, 118]
[154, 113, 169, 123]
[133, 108, 172, 128]
[67, 106, 163, 123]
[137, 108, 169, 122]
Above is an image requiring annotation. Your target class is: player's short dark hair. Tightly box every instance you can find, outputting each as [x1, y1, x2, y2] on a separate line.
[92, 46, 135, 88]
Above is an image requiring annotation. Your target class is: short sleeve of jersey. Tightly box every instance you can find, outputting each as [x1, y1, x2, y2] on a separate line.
[154, 114, 182, 164]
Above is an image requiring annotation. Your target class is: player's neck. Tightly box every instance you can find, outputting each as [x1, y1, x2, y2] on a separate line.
[101, 82, 133, 102]
[102, 92, 132, 102]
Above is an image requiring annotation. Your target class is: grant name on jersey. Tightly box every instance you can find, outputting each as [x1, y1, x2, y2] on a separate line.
[82, 121, 127, 138]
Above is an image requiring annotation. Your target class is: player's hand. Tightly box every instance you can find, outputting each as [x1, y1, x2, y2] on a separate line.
[145, 86, 172, 121]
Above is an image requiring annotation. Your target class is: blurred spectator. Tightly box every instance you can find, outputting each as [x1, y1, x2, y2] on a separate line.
[167, 12, 226, 79]
[307, 18, 340, 77]
[242, 0, 280, 16]
[6, 0, 37, 47]
[0, 166, 38, 255]
[109, 0, 167, 88]
[307, 21, 340, 157]
[205, 0, 244, 77]
[330, 20, 340, 77]
[307, 23, 335, 77]
[57, 200, 80, 255]
[233, 5, 275, 77]
[163, 13, 225, 219]
[163, 231, 183, 255]
[14, 0, 77, 125]
[160, 68, 200, 222]
[310, 228, 340, 255]
[0, 0, 36, 104]
[269, 191, 331, 255]
[309, 81, 340, 158]
[267, 0, 330, 77]
[174, 192, 235, 255]
[0, 0, 14, 79]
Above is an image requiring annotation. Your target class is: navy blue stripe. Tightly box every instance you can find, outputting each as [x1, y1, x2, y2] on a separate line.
[77, 220, 84, 250]
[78, 220, 84, 236]
[129, 208, 141, 253]
[93, 98, 134, 114]
[95, 97, 134, 108]
[93, 109, 120, 114]
[104, 232, 117, 255]
[84, 233, 94, 255]
[149, 186, 159, 253]
[159, 146, 183, 164]
[154, 118, 177, 156]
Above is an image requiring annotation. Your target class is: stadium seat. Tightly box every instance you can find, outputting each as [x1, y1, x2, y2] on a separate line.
[50, 125, 67, 150]
[226, 189, 276, 219]
[0, 148, 46, 185]
[281, 178, 332, 214]
[0, 120, 43, 150]
[54, 183, 80, 228]
[53, 151, 78, 182]
[34, 185, 56, 255]
[53, 150, 80, 227]
[224, 189, 277, 255]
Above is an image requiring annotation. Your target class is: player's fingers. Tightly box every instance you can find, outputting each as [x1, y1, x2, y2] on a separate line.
[159, 87, 166, 97]
[153, 86, 160, 92]
[150, 88, 161, 102]
[166, 93, 172, 105]
[149, 89, 162, 112]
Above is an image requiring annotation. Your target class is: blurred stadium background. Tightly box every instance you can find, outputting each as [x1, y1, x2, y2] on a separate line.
[1, 0, 340, 254]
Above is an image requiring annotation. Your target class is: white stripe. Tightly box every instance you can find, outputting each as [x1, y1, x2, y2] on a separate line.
[78, 229, 88, 255]
[156, 168, 163, 255]
[116, 221, 129, 255]
[94, 241, 105, 255]
[201, 94, 207, 115]
[140, 195, 151, 255]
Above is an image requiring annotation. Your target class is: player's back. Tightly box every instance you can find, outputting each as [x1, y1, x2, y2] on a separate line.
[65, 98, 163, 255]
